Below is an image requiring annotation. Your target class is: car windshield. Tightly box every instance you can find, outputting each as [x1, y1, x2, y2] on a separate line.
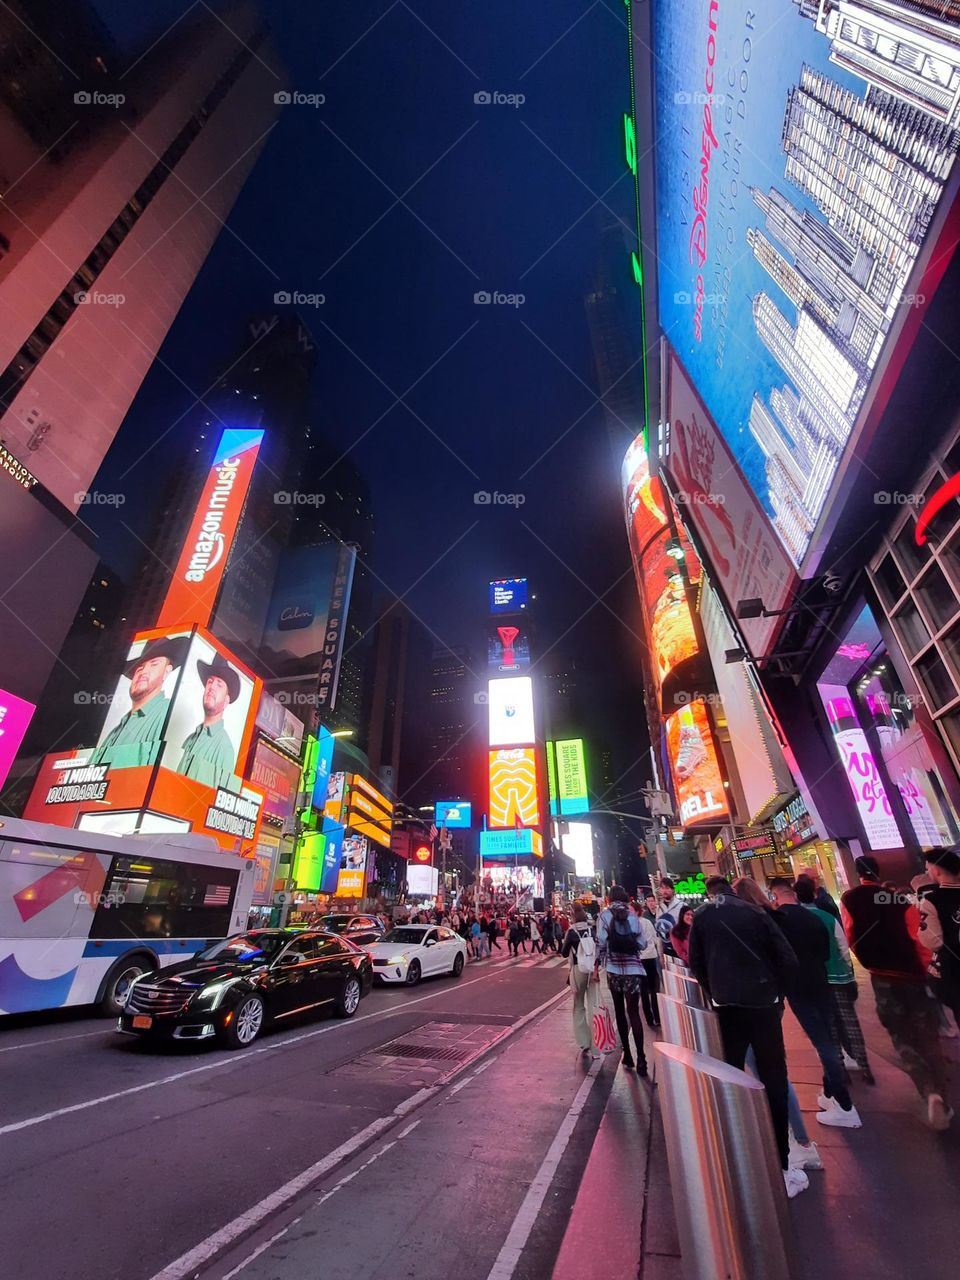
[196, 933, 287, 963]
[382, 928, 426, 944]
[318, 916, 350, 933]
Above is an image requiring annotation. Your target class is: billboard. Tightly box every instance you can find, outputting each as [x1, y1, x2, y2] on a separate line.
[561, 821, 595, 878]
[254, 689, 305, 753]
[335, 833, 368, 897]
[555, 739, 589, 816]
[324, 771, 346, 823]
[294, 831, 325, 892]
[408, 864, 439, 897]
[489, 578, 528, 614]
[487, 622, 531, 673]
[435, 800, 472, 829]
[487, 676, 535, 747]
[488, 748, 540, 829]
[157, 428, 264, 629]
[311, 727, 335, 809]
[653, 0, 960, 574]
[0, 687, 35, 790]
[479, 828, 543, 858]
[252, 832, 281, 905]
[664, 699, 729, 829]
[820, 687, 903, 850]
[346, 774, 392, 849]
[249, 738, 301, 824]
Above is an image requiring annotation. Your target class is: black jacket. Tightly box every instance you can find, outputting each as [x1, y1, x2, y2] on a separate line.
[688, 897, 799, 1009]
[772, 904, 830, 997]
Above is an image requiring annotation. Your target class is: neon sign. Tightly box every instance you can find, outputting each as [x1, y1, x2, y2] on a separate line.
[915, 472, 960, 546]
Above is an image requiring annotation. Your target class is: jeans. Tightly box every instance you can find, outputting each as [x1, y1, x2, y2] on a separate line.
[717, 1004, 790, 1171]
[872, 976, 949, 1102]
[746, 1046, 808, 1144]
[640, 958, 660, 1026]
[571, 965, 592, 1050]
[788, 990, 853, 1110]
[608, 975, 646, 1066]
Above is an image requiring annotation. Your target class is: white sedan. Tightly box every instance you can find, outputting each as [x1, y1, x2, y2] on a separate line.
[368, 925, 467, 985]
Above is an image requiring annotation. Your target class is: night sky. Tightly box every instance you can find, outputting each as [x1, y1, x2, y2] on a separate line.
[88, 1, 650, 792]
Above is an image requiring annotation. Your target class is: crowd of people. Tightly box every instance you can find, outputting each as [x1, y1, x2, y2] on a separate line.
[387, 901, 579, 962]
[561, 852, 960, 1202]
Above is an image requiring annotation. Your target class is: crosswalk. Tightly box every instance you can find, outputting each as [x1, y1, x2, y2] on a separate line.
[467, 950, 568, 971]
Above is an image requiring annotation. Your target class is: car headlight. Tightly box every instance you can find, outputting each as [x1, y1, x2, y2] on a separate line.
[387, 954, 407, 965]
[194, 980, 237, 1009]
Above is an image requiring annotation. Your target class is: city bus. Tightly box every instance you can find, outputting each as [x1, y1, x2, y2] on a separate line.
[0, 817, 255, 1017]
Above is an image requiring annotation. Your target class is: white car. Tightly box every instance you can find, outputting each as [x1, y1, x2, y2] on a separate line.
[368, 925, 467, 985]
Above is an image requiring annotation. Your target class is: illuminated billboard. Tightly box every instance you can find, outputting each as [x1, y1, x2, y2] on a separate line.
[23, 625, 265, 852]
[664, 699, 729, 829]
[487, 622, 531, 673]
[294, 831, 325, 892]
[250, 738, 301, 824]
[488, 748, 540, 829]
[0, 687, 35, 790]
[346, 774, 393, 849]
[562, 821, 595, 878]
[489, 578, 528, 614]
[488, 676, 535, 747]
[555, 739, 589, 816]
[480, 828, 543, 858]
[336, 833, 368, 897]
[157, 429, 264, 629]
[435, 800, 471, 829]
[820, 686, 903, 851]
[653, 0, 960, 574]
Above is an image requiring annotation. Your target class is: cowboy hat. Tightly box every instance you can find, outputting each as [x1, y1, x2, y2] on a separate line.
[124, 635, 190, 679]
[196, 654, 241, 703]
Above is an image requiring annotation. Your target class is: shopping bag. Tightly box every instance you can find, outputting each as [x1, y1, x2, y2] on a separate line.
[592, 1001, 617, 1054]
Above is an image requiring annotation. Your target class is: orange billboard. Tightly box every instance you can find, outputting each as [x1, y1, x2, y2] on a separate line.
[664, 699, 729, 829]
[157, 428, 264, 629]
[488, 748, 540, 829]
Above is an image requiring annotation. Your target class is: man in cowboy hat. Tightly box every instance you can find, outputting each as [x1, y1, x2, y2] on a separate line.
[91, 635, 188, 769]
[177, 653, 240, 787]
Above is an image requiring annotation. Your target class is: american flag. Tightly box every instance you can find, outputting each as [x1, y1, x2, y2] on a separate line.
[429, 824, 438, 841]
[204, 884, 231, 906]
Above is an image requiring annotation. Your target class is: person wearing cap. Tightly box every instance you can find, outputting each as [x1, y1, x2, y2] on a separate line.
[177, 655, 240, 787]
[842, 855, 952, 1130]
[90, 636, 188, 769]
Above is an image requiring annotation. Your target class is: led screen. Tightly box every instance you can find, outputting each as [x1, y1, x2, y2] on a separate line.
[664, 699, 729, 829]
[489, 578, 528, 614]
[555, 738, 589, 816]
[435, 800, 472, 829]
[488, 676, 535, 747]
[488, 748, 540, 829]
[487, 622, 531, 673]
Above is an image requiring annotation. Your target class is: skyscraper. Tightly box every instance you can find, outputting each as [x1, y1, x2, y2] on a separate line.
[795, 0, 960, 126]
[427, 646, 480, 804]
[0, 0, 281, 702]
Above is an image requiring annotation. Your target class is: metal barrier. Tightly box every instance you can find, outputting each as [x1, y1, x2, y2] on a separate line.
[654, 1043, 799, 1280]
[662, 968, 708, 1010]
[658, 992, 723, 1058]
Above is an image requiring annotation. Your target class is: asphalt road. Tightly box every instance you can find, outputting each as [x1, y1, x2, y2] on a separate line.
[0, 950, 615, 1280]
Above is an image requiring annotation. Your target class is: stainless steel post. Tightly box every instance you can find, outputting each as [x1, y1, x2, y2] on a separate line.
[658, 992, 723, 1058]
[655, 1043, 798, 1280]
[662, 968, 708, 1010]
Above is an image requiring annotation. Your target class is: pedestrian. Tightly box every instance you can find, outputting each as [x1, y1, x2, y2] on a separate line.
[842, 855, 953, 1130]
[766, 877, 863, 1129]
[489, 916, 503, 951]
[795, 875, 873, 1083]
[641, 892, 657, 928]
[638, 902, 661, 1028]
[543, 910, 557, 953]
[670, 904, 695, 966]
[529, 915, 542, 955]
[689, 876, 807, 1197]
[655, 878, 680, 958]
[596, 886, 656, 1075]
[508, 917, 522, 957]
[470, 915, 482, 959]
[561, 905, 597, 1057]
[919, 846, 960, 1031]
[554, 916, 565, 952]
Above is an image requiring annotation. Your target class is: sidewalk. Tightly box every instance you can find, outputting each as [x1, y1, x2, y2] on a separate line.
[553, 979, 960, 1280]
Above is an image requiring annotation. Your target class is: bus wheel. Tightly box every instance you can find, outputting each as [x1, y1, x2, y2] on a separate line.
[99, 956, 154, 1018]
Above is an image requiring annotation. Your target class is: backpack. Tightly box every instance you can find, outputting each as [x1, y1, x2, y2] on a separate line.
[606, 909, 640, 957]
[575, 925, 597, 974]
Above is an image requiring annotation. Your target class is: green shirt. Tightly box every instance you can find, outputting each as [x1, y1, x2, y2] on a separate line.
[177, 720, 236, 788]
[90, 693, 169, 769]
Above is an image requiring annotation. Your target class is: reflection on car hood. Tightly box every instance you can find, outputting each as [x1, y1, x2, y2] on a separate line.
[141, 958, 266, 987]
[366, 940, 417, 956]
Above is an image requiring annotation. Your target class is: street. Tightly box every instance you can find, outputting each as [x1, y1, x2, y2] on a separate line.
[0, 952, 615, 1280]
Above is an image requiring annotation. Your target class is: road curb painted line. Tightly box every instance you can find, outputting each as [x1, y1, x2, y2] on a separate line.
[148, 986, 572, 1280]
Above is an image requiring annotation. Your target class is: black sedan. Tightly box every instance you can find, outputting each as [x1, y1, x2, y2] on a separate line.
[116, 928, 373, 1049]
[314, 913, 385, 947]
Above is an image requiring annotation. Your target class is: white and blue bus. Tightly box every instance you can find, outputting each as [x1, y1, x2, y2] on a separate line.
[0, 817, 255, 1017]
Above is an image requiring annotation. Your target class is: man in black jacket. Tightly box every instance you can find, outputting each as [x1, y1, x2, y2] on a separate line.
[689, 877, 801, 1190]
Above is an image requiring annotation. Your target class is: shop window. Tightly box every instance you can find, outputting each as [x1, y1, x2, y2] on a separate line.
[937, 526, 960, 593]
[892, 598, 931, 659]
[940, 619, 960, 683]
[873, 554, 906, 610]
[914, 649, 958, 711]
[892, 515, 930, 580]
[915, 561, 960, 633]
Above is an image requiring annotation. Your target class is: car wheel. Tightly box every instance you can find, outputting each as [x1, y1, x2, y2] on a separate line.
[335, 975, 362, 1018]
[99, 956, 154, 1017]
[405, 959, 421, 986]
[451, 952, 465, 978]
[220, 994, 265, 1049]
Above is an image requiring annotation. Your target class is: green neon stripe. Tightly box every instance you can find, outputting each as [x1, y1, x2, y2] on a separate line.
[625, 1, 651, 454]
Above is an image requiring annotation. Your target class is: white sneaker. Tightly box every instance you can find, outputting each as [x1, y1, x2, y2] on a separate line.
[841, 1050, 859, 1070]
[926, 1094, 954, 1131]
[816, 1103, 862, 1129]
[789, 1139, 823, 1170]
[816, 1092, 836, 1112]
[783, 1168, 809, 1198]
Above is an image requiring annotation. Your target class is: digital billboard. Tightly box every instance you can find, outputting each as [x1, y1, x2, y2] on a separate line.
[489, 578, 528, 614]
[479, 828, 543, 858]
[664, 699, 729, 829]
[487, 676, 535, 747]
[251, 831, 281, 905]
[435, 800, 472, 829]
[561, 821, 595, 879]
[249, 738, 301, 824]
[324, 771, 346, 823]
[336, 833, 368, 897]
[488, 748, 540, 829]
[157, 429, 264, 629]
[820, 686, 903, 851]
[294, 831, 325, 892]
[0, 687, 34, 790]
[653, 0, 960, 573]
[555, 739, 589, 816]
[487, 622, 531, 673]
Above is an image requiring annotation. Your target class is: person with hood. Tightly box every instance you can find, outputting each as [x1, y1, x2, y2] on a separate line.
[596, 886, 657, 1075]
[561, 905, 597, 1056]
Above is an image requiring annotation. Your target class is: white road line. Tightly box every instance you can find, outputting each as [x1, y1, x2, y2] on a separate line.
[148, 987, 571, 1280]
[0, 964, 541, 1138]
[486, 1057, 603, 1280]
[0, 1029, 108, 1054]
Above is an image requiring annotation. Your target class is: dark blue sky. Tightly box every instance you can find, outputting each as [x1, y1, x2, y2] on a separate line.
[89, 2, 646, 738]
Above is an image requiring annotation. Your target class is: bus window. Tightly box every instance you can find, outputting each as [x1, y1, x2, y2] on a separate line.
[90, 856, 239, 940]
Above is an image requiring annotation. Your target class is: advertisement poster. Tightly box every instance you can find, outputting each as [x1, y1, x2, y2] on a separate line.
[555, 739, 589, 816]
[336, 833, 368, 897]
[249, 738, 301, 823]
[487, 676, 535, 747]
[664, 699, 729, 829]
[489, 578, 528, 614]
[821, 687, 904, 850]
[0, 687, 35, 790]
[435, 800, 472, 829]
[653, 0, 960, 574]
[252, 832, 281, 904]
[488, 748, 540, 829]
[487, 623, 531, 673]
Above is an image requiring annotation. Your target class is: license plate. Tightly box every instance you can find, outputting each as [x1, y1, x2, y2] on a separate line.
[132, 1015, 153, 1029]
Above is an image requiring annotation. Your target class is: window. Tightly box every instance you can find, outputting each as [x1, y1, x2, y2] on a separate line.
[90, 856, 239, 940]
[313, 937, 347, 957]
[281, 936, 319, 963]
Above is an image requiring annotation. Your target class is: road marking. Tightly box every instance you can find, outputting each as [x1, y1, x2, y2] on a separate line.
[147, 987, 571, 1280]
[0, 1029, 108, 1054]
[0, 964, 551, 1138]
[486, 1057, 603, 1280]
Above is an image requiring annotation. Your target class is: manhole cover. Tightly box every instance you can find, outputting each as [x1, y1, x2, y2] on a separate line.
[382, 1041, 469, 1063]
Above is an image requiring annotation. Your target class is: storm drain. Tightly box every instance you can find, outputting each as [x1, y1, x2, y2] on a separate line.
[331, 1019, 511, 1085]
[381, 1041, 469, 1063]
